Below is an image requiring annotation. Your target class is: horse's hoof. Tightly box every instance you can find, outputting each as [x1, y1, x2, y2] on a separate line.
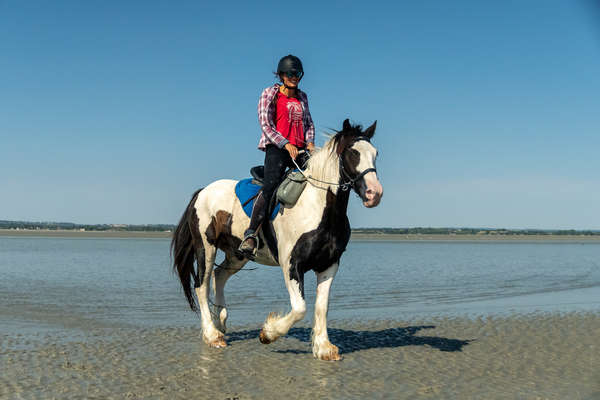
[259, 329, 273, 344]
[320, 352, 342, 361]
[317, 345, 342, 361]
[208, 337, 227, 348]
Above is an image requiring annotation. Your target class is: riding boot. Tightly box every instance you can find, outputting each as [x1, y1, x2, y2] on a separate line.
[238, 192, 267, 257]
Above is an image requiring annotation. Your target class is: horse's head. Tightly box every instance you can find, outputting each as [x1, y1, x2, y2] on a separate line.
[334, 119, 383, 208]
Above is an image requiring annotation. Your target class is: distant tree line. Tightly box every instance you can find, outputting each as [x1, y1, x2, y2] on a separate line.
[0, 220, 175, 232]
[2, 220, 599, 236]
[352, 227, 600, 236]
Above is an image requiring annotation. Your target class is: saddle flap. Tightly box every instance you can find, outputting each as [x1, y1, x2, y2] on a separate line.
[234, 178, 280, 220]
[250, 166, 264, 185]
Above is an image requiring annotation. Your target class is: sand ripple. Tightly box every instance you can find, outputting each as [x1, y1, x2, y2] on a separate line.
[1, 313, 599, 399]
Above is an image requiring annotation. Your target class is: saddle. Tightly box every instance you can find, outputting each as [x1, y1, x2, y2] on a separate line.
[235, 165, 307, 221]
[250, 166, 265, 186]
[249, 166, 307, 208]
[234, 177, 280, 221]
[234, 164, 308, 263]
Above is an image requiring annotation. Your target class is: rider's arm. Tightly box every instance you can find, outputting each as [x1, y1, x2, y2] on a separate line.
[300, 91, 315, 148]
[258, 86, 289, 149]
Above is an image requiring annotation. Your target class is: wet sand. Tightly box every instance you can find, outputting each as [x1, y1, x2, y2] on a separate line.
[1, 313, 598, 399]
[2, 229, 600, 242]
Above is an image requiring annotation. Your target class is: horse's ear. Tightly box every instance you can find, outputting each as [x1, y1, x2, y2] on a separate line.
[364, 120, 377, 138]
[342, 119, 351, 132]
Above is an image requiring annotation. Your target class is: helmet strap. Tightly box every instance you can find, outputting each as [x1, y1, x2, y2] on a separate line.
[279, 83, 298, 98]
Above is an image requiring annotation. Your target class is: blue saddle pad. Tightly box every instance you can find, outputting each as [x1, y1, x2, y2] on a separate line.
[235, 178, 280, 220]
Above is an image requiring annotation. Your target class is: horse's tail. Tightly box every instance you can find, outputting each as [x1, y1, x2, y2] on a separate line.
[171, 189, 203, 311]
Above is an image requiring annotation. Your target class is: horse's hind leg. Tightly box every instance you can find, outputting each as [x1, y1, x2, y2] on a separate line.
[259, 263, 306, 344]
[211, 253, 247, 334]
[194, 243, 226, 347]
[312, 263, 341, 361]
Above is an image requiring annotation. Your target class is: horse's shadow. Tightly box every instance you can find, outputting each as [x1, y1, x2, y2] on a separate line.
[227, 325, 471, 354]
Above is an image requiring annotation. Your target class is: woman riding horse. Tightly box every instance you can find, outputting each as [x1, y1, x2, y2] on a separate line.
[172, 118, 383, 360]
[238, 54, 316, 257]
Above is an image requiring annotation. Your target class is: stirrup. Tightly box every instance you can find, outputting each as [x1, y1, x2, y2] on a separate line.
[237, 232, 259, 260]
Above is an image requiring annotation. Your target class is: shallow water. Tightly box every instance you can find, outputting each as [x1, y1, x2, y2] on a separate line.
[3, 236, 599, 399]
[1, 237, 600, 335]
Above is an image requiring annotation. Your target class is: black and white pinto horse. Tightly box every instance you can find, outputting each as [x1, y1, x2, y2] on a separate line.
[171, 119, 383, 361]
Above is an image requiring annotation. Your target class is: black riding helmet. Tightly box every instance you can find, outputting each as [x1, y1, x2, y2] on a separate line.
[277, 55, 304, 79]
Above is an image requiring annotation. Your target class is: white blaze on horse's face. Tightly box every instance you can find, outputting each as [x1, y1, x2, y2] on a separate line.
[350, 140, 383, 208]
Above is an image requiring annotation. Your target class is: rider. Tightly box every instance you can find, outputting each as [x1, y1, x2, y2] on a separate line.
[238, 54, 316, 257]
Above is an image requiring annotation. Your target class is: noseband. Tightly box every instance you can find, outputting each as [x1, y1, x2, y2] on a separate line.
[339, 136, 377, 191]
[290, 136, 377, 192]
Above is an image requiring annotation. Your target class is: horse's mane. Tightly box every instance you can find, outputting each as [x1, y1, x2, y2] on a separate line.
[304, 122, 366, 189]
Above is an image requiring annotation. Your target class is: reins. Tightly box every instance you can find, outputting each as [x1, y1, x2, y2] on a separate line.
[292, 136, 376, 191]
[203, 137, 377, 317]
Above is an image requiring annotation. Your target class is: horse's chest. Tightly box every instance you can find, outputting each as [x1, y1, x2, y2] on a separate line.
[290, 215, 350, 274]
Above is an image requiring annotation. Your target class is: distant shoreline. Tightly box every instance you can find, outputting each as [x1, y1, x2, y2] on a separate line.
[2, 229, 600, 242]
[0, 229, 170, 239]
[350, 232, 600, 242]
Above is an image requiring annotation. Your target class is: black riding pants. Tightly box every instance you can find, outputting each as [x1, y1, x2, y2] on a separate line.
[246, 144, 308, 234]
[263, 145, 301, 202]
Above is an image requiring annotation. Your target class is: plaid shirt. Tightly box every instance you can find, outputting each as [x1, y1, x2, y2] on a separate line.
[257, 83, 315, 150]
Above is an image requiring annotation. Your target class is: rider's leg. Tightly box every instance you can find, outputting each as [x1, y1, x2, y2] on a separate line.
[238, 191, 267, 252]
[240, 145, 288, 252]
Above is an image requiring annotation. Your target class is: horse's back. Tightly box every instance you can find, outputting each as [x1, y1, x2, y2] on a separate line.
[194, 179, 248, 242]
[198, 179, 238, 211]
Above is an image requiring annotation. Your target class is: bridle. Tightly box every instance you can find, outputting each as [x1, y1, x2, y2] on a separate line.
[291, 136, 377, 192]
[338, 136, 377, 191]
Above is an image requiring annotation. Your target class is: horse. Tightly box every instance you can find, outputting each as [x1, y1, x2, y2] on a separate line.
[171, 119, 383, 361]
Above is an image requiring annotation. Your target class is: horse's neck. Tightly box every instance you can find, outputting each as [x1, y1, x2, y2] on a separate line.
[300, 149, 350, 221]
[304, 145, 341, 194]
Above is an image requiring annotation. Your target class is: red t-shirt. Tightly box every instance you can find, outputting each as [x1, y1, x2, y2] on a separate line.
[275, 92, 305, 148]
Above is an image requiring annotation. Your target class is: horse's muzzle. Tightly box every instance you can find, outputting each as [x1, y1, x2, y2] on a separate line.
[361, 172, 383, 208]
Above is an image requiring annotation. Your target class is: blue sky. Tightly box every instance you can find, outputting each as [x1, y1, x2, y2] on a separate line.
[1, 0, 599, 229]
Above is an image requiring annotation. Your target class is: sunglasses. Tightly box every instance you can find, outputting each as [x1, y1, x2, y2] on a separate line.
[284, 70, 304, 79]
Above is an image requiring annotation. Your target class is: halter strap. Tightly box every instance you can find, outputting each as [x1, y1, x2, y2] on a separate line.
[337, 136, 377, 191]
[339, 161, 377, 191]
[291, 136, 376, 191]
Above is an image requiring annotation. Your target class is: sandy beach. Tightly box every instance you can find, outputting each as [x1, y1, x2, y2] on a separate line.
[1, 313, 598, 399]
[2, 234, 599, 399]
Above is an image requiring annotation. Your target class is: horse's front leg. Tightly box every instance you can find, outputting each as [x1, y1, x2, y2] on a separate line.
[312, 263, 341, 361]
[259, 263, 306, 344]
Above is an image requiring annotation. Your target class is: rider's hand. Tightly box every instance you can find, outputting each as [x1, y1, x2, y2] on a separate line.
[306, 143, 315, 153]
[285, 143, 298, 160]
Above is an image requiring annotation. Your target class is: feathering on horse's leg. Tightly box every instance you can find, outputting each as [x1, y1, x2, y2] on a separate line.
[195, 243, 226, 348]
[212, 254, 247, 334]
[260, 264, 306, 344]
[312, 264, 341, 361]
